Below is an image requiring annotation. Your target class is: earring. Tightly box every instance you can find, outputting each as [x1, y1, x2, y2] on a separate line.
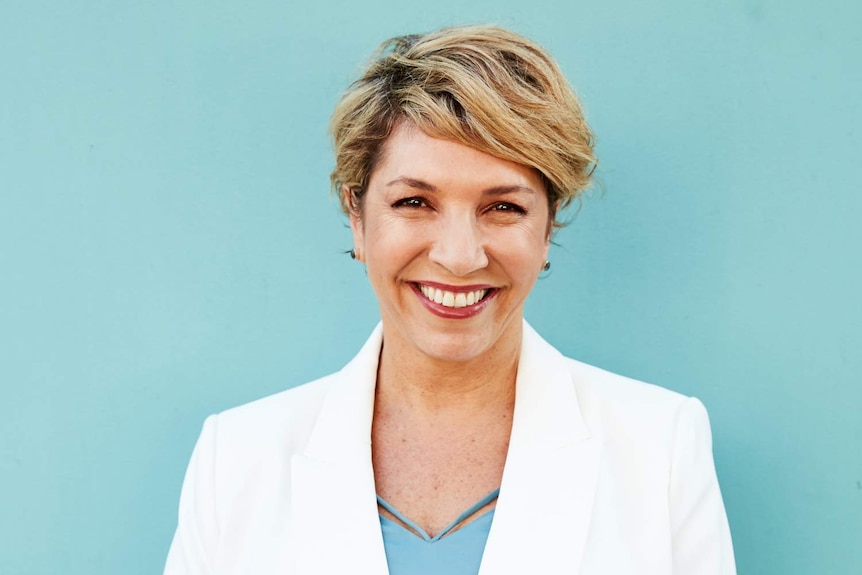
[542, 260, 551, 271]
[350, 249, 357, 260]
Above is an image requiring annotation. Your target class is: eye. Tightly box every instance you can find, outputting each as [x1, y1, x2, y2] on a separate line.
[392, 196, 427, 209]
[489, 202, 526, 214]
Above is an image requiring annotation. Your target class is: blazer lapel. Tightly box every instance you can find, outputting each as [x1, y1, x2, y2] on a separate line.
[288, 325, 390, 575]
[479, 322, 602, 575]
[287, 321, 601, 574]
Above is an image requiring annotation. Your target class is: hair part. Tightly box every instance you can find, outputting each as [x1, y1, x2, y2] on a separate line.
[329, 24, 596, 227]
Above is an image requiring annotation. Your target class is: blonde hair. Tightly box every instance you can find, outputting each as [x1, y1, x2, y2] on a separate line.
[329, 24, 596, 226]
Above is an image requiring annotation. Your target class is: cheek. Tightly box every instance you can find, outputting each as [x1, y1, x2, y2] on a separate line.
[366, 216, 411, 253]
[490, 223, 549, 262]
[363, 217, 426, 275]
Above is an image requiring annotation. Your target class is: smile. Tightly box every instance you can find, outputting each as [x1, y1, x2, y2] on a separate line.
[414, 283, 493, 309]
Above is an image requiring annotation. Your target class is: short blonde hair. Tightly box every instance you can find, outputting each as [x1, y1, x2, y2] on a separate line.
[330, 24, 596, 226]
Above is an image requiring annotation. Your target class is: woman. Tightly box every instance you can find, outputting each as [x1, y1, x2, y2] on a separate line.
[164, 25, 736, 575]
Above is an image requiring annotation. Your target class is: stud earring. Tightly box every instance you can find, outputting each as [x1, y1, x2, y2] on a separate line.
[542, 260, 551, 271]
[350, 249, 358, 260]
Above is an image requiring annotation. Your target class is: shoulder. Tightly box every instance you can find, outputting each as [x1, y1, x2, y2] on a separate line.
[524, 321, 693, 419]
[189, 323, 382, 482]
[562, 354, 713, 468]
[210, 372, 337, 454]
[178, 372, 344, 522]
[187, 373, 340, 486]
[537, 346, 734, 571]
[522, 322, 713, 467]
[566, 355, 691, 418]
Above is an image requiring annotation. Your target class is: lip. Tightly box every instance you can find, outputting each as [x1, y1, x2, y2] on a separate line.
[414, 280, 495, 292]
[409, 282, 498, 319]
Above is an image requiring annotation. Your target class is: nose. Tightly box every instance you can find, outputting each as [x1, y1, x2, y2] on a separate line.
[427, 212, 489, 276]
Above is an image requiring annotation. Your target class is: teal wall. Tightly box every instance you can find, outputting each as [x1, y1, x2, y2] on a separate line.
[1, 1, 859, 573]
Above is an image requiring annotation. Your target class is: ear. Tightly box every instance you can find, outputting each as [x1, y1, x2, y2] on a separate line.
[343, 186, 365, 262]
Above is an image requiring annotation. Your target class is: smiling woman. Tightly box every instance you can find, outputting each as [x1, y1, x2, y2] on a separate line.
[164, 25, 736, 575]
[351, 124, 550, 364]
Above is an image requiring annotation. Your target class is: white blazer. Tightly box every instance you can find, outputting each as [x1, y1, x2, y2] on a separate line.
[164, 322, 735, 575]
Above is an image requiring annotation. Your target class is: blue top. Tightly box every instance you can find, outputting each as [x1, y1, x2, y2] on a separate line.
[377, 490, 498, 575]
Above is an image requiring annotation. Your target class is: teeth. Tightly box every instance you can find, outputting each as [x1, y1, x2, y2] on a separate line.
[418, 285, 488, 308]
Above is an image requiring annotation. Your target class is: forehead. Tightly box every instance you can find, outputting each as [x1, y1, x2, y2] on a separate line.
[370, 123, 545, 194]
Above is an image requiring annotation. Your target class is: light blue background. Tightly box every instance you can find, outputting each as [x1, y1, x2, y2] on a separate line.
[1, 1, 860, 573]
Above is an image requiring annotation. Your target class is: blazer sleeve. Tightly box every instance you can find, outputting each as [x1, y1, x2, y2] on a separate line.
[669, 397, 736, 575]
[164, 415, 220, 575]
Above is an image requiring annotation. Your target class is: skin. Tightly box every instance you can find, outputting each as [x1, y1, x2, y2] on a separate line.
[348, 122, 553, 537]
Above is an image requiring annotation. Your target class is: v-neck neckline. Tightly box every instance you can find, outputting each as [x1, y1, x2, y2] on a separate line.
[376, 489, 500, 542]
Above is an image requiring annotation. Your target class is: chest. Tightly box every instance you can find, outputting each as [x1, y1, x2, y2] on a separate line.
[371, 413, 511, 537]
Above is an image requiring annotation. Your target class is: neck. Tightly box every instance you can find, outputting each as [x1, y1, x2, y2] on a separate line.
[375, 322, 521, 419]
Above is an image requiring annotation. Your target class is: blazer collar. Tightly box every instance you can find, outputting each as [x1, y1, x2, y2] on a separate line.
[289, 321, 601, 575]
[479, 321, 601, 575]
[288, 324, 387, 574]
[302, 322, 383, 463]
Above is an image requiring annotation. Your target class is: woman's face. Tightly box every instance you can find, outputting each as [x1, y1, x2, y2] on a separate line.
[349, 123, 552, 364]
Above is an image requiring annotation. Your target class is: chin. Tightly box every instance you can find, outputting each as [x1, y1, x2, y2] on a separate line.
[413, 328, 498, 363]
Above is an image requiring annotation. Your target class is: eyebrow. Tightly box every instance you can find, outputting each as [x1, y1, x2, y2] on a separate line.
[385, 177, 538, 196]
